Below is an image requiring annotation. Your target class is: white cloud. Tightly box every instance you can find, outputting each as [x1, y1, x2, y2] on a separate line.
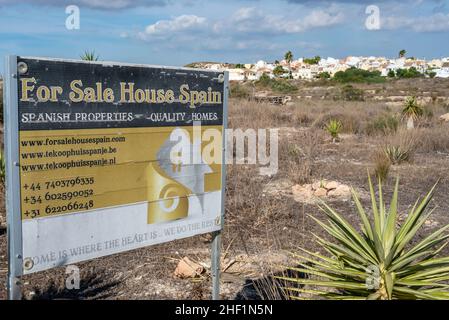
[300, 9, 345, 30]
[138, 7, 345, 42]
[382, 13, 449, 32]
[0, 0, 168, 9]
[135, 7, 344, 52]
[226, 7, 345, 34]
[79, 0, 134, 9]
[140, 15, 207, 39]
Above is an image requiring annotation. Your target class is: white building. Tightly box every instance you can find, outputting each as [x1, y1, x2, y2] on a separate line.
[204, 55, 449, 81]
[436, 68, 449, 78]
[228, 68, 245, 81]
[292, 68, 312, 80]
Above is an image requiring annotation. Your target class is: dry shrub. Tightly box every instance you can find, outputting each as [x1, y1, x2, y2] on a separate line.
[372, 149, 391, 182]
[225, 164, 264, 225]
[365, 114, 399, 136]
[280, 129, 323, 184]
[443, 102, 449, 113]
[229, 99, 297, 129]
[236, 267, 304, 300]
[294, 111, 312, 126]
[230, 82, 250, 99]
[414, 126, 449, 153]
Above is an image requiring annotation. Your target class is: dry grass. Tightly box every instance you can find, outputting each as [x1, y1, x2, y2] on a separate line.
[372, 148, 391, 182]
[415, 126, 449, 153]
[2, 78, 449, 300]
[229, 99, 391, 132]
[280, 130, 323, 185]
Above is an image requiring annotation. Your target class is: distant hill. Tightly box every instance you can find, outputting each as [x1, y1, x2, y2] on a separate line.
[184, 61, 236, 69]
[185, 61, 221, 68]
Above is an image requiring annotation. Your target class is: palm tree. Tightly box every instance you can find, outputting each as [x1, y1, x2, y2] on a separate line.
[284, 51, 293, 63]
[284, 51, 293, 79]
[80, 50, 99, 61]
[402, 96, 422, 129]
[399, 49, 406, 58]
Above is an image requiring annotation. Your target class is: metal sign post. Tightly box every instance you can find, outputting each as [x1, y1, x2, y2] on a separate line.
[211, 231, 222, 300]
[211, 71, 228, 300]
[4, 55, 24, 300]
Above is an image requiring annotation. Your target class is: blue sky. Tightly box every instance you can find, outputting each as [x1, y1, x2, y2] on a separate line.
[0, 0, 448, 74]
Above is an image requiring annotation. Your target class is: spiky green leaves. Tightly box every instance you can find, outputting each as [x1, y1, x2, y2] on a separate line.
[80, 50, 99, 61]
[279, 176, 449, 300]
[325, 119, 342, 140]
[402, 96, 423, 121]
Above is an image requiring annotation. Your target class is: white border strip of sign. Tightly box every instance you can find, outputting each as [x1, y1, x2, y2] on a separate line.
[16, 55, 217, 74]
[4, 55, 24, 300]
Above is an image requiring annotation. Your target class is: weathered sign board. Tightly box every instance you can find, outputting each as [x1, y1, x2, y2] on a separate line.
[4, 56, 228, 298]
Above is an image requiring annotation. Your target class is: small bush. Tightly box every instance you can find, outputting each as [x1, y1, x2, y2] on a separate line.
[415, 127, 449, 153]
[335, 85, 364, 101]
[333, 67, 385, 84]
[294, 112, 312, 126]
[317, 72, 331, 79]
[395, 67, 422, 79]
[427, 71, 437, 78]
[255, 75, 297, 93]
[280, 130, 322, 185]
[229, 83, 250, 99]
[339, 115, 361, 134]
[443, 103, 449, 112]
[422, 105, 433, 119]
[366, 114, 399, 136]
[303, 56, 321, 65]
[256, 73, 272, 87]
[273, 65, 287, 77]
[270, 79, 297, 93]
[373, 149, 391, 183]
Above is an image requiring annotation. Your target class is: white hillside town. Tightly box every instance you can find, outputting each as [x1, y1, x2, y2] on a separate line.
[195, 55, 449, 81]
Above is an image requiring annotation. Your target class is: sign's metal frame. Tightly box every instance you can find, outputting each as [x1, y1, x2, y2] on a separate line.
[5, 55, 24, 300]
[4, 55, 228, 300]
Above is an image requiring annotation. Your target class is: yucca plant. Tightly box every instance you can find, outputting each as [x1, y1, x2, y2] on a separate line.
[325, 119, 342, 142]
[402, 96, 423, 129]
[384, 145, 411, 165]
[383, 129, 417, 165]
[278, 176, 449, 300]
[80, 50, 99, 61]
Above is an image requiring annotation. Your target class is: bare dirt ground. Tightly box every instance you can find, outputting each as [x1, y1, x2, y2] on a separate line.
[1, 78, 449, 300]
